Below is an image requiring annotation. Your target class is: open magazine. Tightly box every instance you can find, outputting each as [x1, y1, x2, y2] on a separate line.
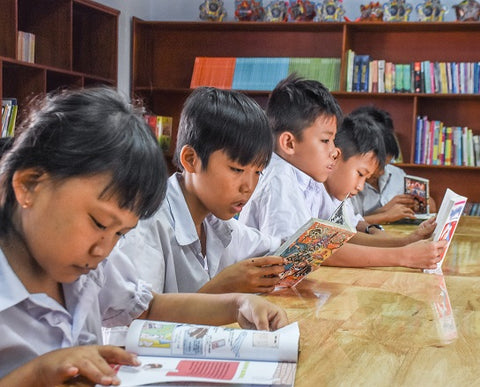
[274, 200, 356, 288]
[399, 174, 435, 224]
[424, 188, 467, 274]
[102, 320, 299, 387]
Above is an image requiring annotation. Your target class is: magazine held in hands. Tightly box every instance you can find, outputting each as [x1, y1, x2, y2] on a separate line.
[274, 200, 356, 288]
[104, 320, 300, 387]
[424, 188, 467, 275]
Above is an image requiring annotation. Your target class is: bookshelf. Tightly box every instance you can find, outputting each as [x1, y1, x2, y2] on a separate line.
[0, 0, 118, 117]
[131, 20, 480, 205]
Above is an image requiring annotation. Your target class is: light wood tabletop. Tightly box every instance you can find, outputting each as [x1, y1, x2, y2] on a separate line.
[264, 216, 480, 387]
[61, 216, 480, 387]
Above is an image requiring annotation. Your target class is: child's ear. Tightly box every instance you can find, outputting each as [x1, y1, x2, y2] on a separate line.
[12, 168, 46, 209]
[277, 131, 297, 155]
[179, 145, 200, 173]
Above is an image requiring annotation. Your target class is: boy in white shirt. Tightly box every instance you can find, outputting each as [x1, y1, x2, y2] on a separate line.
[112, 87, 285, 294]
[239, 76, 447, 270]
[349, 106, 436, 223]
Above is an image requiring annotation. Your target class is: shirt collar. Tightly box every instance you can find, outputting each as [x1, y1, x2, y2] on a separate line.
[271, 153, 318, 192]
[0, 248, 30, 313]
[167, 173, 232, 248]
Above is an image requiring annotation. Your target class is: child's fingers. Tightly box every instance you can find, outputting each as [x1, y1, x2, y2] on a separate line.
[99, 345, 141, 366]
[74, 354, 121, 386]
[250, 256, 284, 266]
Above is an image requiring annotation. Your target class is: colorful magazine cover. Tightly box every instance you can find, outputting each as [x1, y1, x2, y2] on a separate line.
[275, 201, 356, 287]
[424, 188, 467, 274]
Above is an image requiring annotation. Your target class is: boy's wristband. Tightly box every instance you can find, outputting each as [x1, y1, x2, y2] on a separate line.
[365, 224, 384, 234]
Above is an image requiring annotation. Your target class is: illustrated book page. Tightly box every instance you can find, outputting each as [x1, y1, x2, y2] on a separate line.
[106, 321, 299, 387]
[274, 201, 356, 288]
[424, 188, 467, 274]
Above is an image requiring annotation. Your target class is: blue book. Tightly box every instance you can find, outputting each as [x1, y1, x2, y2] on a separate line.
[358, 55, 370, 92]
[352, 55, 362, 92]
[414, 116, 423, 164]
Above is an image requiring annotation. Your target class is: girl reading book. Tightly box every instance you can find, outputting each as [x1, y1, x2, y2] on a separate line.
[0, 87, 287, 386]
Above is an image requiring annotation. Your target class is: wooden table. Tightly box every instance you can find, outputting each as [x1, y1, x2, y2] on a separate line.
[265, 216, 480, 386]
[61, 217, 480, 387]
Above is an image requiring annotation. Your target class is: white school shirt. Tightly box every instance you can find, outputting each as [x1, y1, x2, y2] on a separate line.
[316, 183, 364, 227]
[0, 248, 153, 379]
[238, 153, 323, 241]
[111, 173, 281, 294]
[350, 164, 406, 216]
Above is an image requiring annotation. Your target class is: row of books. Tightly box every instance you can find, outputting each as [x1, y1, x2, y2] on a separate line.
[414, 116, 480, 167]
[190, 57, 340, 92]
[144, 114, 172, 152]
[1, 98, 18, 137]
[17, 31, 35, 63]
[346, 50, 480, 94]
[464, 202, 480, 217]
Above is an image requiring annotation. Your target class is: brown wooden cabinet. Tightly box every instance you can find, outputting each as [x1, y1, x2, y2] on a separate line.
[131, 20, 480, 204]
[0, 0, 119, 109]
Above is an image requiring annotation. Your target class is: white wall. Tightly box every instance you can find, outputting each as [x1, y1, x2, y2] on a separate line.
[95, 0, 463, 94]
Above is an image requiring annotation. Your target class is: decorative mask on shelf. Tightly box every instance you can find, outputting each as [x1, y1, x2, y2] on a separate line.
[453, 0, 480, 21]
[288, 0, 317, 21]
[359, 1, 384, 20]
[383, 0, 413, 21]
[315, 0, 345, 21]
[199, 0, 227, 21]
[416, 0, 447, 21]
[264, 1, 289, 21]
[235, 0, 265, 21]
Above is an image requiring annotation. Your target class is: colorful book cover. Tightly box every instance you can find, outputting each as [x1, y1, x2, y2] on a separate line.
[190, 57, 236, 89]
[404, 174, 430, 214]
[274, 201, 356, 288]
[424, 188, 467, 274]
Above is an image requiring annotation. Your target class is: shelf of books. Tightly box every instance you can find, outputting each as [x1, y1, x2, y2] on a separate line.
[132, 20, 480, 206]
[0, 0, 119, 138]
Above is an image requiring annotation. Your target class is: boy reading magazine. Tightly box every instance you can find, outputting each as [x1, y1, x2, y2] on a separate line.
[424, 188, 467, 274]
[275, 199, 356, 287]
[106, 321, 299, 386]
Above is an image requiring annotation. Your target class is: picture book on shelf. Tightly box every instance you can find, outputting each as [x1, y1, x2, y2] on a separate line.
[424, 188, 467, 275]
[274, 200, 356, 288]
[101, 320, 299, 387]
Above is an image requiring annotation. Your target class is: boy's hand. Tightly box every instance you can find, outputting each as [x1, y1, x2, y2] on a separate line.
[382, 203, 416, 222]
[33, 345, 139, 386]
[409, 216, 437, 241]
[235, 294, 288, 331]
[199, 256, 285, 294]
[401, 239, 448, 269]
[382, 194, 416, 212]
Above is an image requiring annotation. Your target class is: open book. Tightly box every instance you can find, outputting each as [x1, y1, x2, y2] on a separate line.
[424, 188, 467, 274]
[274, 200, 356, 288]
[404, 174, 433, 221]
[104, 320, 299, 387]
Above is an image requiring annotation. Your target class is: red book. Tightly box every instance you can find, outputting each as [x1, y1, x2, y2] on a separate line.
[190, 57, 236, 89]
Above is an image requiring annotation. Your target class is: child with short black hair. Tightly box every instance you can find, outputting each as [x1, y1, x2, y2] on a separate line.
[0, 87, 287, 386]
[112, 87, 286, 294]
[239, 77, 447, 270]
[349, 105, 436, 223]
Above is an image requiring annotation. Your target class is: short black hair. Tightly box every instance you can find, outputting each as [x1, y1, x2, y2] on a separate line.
[334, 113, 386, 170]
[349, 105, 399, 159]
[0, 87, 168, 236]
[173, 87, 273, 171]
[266, 74, 343, 140]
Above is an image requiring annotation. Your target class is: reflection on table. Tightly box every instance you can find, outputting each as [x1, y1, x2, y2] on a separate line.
[265, 215, 480, 386]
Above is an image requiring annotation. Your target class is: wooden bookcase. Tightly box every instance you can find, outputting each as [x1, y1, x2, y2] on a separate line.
[131, 20, 480, 205]
[0, 0, 118, 111]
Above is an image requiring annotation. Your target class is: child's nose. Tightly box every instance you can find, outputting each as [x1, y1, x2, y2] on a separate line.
[89, 236, 116, 260]
[240, 174, 257, 194]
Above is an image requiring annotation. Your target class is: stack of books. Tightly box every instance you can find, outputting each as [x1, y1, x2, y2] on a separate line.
[191, 56, 341, 92]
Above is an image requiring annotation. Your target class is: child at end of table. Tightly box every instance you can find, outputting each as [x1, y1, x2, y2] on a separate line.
[349, 105, 436, 223]
[110, 86, 286, 294]
[0, 87, 287, 387]
[320, 112, 447, 269]
[238, 75, 343, 241]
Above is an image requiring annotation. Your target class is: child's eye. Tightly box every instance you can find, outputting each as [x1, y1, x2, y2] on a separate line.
[321, 139, 330, 144]
[256, 170, 264, 176]
[358, 171, 364, 177]
[90, 215, 106, 230]
[230, 167, 244, 173]
[116, 231, 126, 239]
